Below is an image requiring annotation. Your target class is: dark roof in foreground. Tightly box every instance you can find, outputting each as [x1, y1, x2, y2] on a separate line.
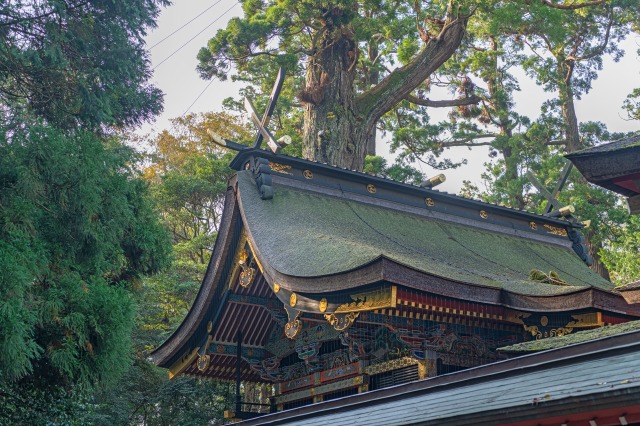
[566, 134, 640, 197]
[566, 134, 640, 156]
[498, 319, 640, 352]
[238, 330, 640, 426]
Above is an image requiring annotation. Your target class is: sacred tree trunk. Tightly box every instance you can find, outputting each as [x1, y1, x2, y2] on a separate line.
[558, 60, 582, 153]
[300, 28, 369, 170]
[558, 58, 611, 280]
[300, 5, 469, 171]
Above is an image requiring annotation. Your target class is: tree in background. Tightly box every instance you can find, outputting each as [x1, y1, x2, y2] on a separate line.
[0, 0, 168, 129]
[90, 112, 251, 425]
[0, 125, 171, 424]
[454, 0, 639, 279]
[0, 0, 171, 423]
[195, 0, 628, 172]
[198, 0, 476, 169]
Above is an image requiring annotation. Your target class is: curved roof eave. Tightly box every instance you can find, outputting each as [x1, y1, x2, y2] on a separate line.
[150, 176, 241, 368]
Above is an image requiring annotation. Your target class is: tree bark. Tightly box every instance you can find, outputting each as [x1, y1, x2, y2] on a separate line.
[301, 28, 363, 169]
[301, 4, 469, 170]
[364, 42, 379, 157]
[557, 57, 610, 280]
[558, 60, 582, 152]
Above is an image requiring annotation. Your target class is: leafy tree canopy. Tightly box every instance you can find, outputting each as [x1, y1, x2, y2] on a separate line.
[0, 0, 169, 129]
[0, 120, 171, 425]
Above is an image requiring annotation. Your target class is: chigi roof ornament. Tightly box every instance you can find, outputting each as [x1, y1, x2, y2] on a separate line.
[526, 162, 592, 265]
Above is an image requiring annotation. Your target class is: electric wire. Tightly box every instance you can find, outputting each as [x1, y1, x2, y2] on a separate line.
[152, 1, 240, 71]
[150, 0, 225, 49]
[182, 78, 216, 117]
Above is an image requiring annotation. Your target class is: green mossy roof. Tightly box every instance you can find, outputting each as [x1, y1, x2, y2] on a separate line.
[238, 172, 613, 296]
[498, 320, 640, 352]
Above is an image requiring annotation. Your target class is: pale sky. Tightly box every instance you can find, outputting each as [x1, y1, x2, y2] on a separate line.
[143, 0, 640, 193]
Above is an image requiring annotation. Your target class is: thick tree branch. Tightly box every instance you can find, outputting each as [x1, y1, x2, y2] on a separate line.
[568, 9, 613, 61]
[439, 133, 499, 147]
[356, 4, 470, 123]
[404, 94, 482, 108]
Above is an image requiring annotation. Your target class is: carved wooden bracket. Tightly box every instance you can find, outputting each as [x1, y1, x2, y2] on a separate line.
[284, 305, 302, 339]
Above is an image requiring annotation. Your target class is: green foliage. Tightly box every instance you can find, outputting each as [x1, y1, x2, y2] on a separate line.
[1, 0, 175, 422]
[364, 155, 425, 184]
[92, 355, 232, 426]
[600, 214, 640, 285]
[144, 112, 252, 268]
[0, 0, 168, 129]
[0, 379, 95, 426]
[88, 112, 251, 425]
[0, 120, 171, 423]
[624, 87, 640, 121]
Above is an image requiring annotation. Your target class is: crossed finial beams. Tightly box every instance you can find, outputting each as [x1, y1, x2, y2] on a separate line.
[526, 162, 580, 222]
[207, 67, 291, 154]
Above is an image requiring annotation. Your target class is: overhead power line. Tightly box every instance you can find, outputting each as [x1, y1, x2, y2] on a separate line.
[153, 1, 240, 71]
[182, 78, 217, 117]
[150, 0, 225, 50]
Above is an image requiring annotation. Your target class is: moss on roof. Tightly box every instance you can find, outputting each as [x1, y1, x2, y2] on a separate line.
[238, 172, 613, 296]
[498, 320, 640, 352]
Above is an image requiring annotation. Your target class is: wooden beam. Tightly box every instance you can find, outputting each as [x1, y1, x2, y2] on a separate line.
[244, 97, 280, 153]
[206, 342, 266, 358]
[545, 163, 573, 214]
[526, 171, 563, 211]
[253, 67, 285, 149]
[228, 293, 274, 306]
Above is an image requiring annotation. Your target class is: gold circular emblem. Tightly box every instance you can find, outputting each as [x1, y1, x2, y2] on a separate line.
[540, 315, 549, 327]
[290, 292, 297, 307]
[479, 210, 488, 219]
[239, 268, 255, 288]
[425, 197, 435, 207]
[197, 354, 210, 371]
[529, 221, 537, 230]
[319, 298, 328, 313]
[303, 170, 314, 179]
[216, 344, 225, 354]
[366, 184, 377, 194]
[273, 282, 280, 293]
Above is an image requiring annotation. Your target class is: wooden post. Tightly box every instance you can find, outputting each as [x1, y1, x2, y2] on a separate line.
[235, 330, 242, 414]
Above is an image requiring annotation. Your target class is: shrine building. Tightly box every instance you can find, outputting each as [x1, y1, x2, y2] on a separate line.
[151, 147, 640, 421]
[566, 134, 640, 215]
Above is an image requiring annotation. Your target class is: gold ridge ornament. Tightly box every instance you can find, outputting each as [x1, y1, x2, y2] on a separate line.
[319, 298, 328, 313]
[324, 312, 359, 331]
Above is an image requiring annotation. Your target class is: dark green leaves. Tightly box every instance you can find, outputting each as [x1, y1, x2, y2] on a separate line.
[0, 0, 168, 129]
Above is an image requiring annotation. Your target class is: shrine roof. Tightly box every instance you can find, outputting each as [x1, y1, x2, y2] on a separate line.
[498, 319, 640, 353]
[566, 134, 640, 197]
[566, 134, 640, 156]
[234, 151, 612, 297]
